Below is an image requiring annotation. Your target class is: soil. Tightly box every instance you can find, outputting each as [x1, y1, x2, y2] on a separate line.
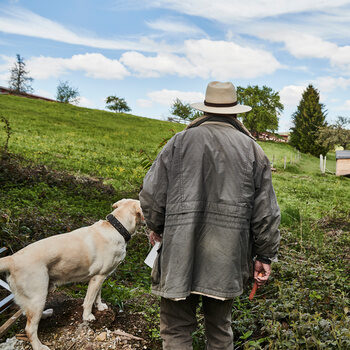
[0, 291, 161, 350]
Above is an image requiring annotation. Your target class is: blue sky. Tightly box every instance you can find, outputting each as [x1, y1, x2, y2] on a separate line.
[1, 1, 350, 131]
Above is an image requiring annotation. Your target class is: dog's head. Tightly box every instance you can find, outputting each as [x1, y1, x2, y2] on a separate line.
[111, 199, 145, 233]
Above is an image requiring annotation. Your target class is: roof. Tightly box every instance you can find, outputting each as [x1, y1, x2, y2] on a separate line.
[0, 86, 56, 102]
[336, 150, 350, 159]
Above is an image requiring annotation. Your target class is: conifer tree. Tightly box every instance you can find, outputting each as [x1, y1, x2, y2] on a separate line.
[8, 54, 34, 93]
[290, 84, 328, 156]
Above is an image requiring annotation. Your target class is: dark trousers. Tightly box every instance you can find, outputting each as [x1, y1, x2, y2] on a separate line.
[160, 294, 234, 350]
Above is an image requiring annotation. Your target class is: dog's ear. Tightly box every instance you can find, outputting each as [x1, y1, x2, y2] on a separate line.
[134, 201, 144, 222]
[112, 198, 126, 209]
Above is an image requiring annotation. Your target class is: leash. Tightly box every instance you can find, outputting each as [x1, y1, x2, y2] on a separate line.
[106, 214, 131, 242]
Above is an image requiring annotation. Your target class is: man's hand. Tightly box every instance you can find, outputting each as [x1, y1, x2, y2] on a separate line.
[149, 231, 162, 246]
[254, 260, 271, 286]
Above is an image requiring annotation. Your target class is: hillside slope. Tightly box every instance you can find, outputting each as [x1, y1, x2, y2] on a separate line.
[1, 95, 349, 349]
[0, 95, 184, 191]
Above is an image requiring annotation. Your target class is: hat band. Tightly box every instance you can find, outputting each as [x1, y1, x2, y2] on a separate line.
[204, 100, 238, 107]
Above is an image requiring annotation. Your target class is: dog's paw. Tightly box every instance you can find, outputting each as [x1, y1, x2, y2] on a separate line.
[97, 303, 108, 311]
[83, 313, 96, 322]
[40, 345, 51, 350]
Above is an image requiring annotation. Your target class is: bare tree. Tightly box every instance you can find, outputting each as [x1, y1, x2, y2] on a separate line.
[8, 54, 34, 93]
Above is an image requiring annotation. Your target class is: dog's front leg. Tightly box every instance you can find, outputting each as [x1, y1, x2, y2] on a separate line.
[82, 275, 106, 321]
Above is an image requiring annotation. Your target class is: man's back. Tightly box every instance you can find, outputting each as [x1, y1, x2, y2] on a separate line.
[140, 120, 280, 299]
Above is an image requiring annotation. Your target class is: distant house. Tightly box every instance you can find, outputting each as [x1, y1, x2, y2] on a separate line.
[0, 86, 56, 102]
[336, 150, 350, 176]
[250, 131, 288, 143]
[278, 133, 290, 142]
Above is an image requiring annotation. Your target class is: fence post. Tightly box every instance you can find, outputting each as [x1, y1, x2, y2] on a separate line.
[284, 156, 287, 169]
[320, 154, 326, 174]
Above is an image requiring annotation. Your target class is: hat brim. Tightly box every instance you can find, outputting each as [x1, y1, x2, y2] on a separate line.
[191, 102, 252, 115]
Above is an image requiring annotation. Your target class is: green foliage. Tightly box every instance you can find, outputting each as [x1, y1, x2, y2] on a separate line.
[290, 84, 328, 156]
[0, 94, 183, 193]
[105, 95, 131, 113]
[0, 95, 349, 348]
[169, 98, 202, 123]
[317, 116, 350, 150]
[236, 85, 283, 136]
[56, 80, 80, 104]
[8, 54, 34, 93]
[0, 115, 12, 152]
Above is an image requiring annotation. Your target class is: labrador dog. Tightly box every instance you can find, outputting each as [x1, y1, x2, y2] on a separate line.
[0, 198, 143, 350]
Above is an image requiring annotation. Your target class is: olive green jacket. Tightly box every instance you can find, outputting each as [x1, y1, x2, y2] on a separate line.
[139, 120, 280, 299]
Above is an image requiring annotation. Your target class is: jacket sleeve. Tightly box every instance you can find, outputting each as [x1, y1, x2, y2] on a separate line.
[139, 141, 173, 235]
[251, 156, 281, 260]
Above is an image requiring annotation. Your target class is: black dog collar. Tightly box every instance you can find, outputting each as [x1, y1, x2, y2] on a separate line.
[106, 214, 131, 242]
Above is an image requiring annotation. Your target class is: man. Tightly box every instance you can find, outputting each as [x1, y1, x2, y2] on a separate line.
[139, 81, 280, 350]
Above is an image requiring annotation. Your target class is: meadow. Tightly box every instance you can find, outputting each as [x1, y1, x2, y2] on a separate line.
[0, 95, 349, 349]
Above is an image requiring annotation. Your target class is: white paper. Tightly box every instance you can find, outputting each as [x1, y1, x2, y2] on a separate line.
[144, 242, 160, 268]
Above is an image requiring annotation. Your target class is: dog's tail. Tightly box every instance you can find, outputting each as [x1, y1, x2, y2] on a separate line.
[0, 256, 12, 273]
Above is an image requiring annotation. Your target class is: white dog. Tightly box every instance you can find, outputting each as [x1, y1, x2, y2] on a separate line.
[0, 198, 143, 350]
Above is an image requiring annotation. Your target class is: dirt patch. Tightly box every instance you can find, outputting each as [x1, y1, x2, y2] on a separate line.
[0, 151, 116, 197]
[0, 292, 161, 350]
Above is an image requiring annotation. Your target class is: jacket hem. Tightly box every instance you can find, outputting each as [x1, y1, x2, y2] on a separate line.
[151, 286, 243, 299]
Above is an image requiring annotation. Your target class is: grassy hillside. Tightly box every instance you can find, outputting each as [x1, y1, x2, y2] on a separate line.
[0, 95, 183, 192]
[1, 95, 349, 349]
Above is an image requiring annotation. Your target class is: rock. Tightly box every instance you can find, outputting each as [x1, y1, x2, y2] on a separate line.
[95, 332, 107, 341]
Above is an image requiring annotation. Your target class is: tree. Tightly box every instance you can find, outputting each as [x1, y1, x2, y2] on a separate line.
[317, 116, 350, 151]
[105, 95, 131, 113]
[56, 81, 80, 104]
[8, 54, 34, 93]
[290, 84, 328, 156]
[169, 98, 202, 123]
[236, 85, 283, 138]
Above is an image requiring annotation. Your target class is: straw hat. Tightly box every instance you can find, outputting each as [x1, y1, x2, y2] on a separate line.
[191, 81, 251, 114]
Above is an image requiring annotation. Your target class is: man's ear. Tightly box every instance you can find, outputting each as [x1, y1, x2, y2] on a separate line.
[112, 198, 126, 209]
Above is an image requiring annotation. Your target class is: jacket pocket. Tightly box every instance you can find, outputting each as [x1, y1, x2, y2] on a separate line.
[151, 243, 162, 285]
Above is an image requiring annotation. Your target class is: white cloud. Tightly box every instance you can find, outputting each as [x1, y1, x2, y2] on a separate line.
[146, 18, 205, 36]
[120, 51, 194, 77]
[147, 0, 350, 22]
[26, 53, 129, 80]
[184, 39, 282, 79]
[137, 98, 154, 108]
[279, 85, 306, 107]
[74, 96, 95, 108]
[314, 76, 350, 92]
[121, 39, 282, 79]
[339, 100, 350, 111]
[0, 6, 174, 53]
[146, 89, 204, 106]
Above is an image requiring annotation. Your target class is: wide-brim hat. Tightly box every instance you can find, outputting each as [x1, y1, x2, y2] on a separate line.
[191, 81, 251, 114]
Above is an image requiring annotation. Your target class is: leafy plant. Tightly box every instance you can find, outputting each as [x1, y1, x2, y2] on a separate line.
[0, 115, 12, 152]
[169, 98, 202, 123]
[105, 95, 131, 113]
[56, 80, 80, 104]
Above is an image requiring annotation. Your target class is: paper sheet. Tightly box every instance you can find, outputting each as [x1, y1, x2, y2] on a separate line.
[144, 242, 160, 268]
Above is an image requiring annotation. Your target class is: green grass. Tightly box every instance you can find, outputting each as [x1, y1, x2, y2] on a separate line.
[1, 95, 349, 349]
[0, 95, 183, 193]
